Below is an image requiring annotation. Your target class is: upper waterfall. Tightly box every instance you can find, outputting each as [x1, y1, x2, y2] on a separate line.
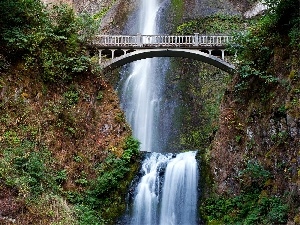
[139, 0, 160, 34]
[118, 0, 169, 152]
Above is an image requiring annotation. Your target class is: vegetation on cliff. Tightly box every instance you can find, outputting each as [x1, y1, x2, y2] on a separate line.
[176, 13, 247, 35]
[199, 0, 299, 224]
[0, 0, 139, 224]
[0, 0, 100, 82]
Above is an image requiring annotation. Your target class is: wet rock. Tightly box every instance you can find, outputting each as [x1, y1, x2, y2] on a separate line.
[244, 2, 268, 18]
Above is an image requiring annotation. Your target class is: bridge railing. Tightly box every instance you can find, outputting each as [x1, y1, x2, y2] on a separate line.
[92, 33, 232, 48]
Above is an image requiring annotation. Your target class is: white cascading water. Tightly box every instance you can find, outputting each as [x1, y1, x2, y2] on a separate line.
[118, 0, 199, 224]
[129, 151, 199, 225]
[159, 151, 198, 225]
[130, 153, 173, 225]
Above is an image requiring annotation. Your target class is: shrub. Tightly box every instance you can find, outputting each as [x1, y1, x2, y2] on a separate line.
[0, 0, 98, 82]
[224, 0, 299, 95]
[122, 136, 140, 162]
[201, 160, 288, 224]
[75, 204, 103, 225]
[66, 136, 140, 223]
[0, 140, 58, 198]
[238, 160, 271, 190]
[63, 89, 80, 106]
[90, 136, 140, 200]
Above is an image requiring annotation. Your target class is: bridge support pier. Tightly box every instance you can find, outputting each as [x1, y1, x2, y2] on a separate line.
[111, 49, 115, 59]
[221, 50, 225, 60]
[98, 50, 102, 64]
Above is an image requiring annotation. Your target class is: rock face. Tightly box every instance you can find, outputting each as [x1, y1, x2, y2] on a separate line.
[41, 0, 137, 34]
[42, 0, 72, 7]
[244, 2, 268, 18]
[40, 0, 253, 35]
[73, 0, 112, 14]
[183, 0, 240, 19]
[41, 0, 114, 14]
[99, 0, 138, 34]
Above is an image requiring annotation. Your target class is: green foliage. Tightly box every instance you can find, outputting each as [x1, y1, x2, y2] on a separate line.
[0, 140, 59, 198]
[238, 160, 271, 190]
[288, 17, 300, 48]
[75, 177, 89, 186]
[65, 136, 140, 223]
[92, 0, 117, 21]
[75, 204, 104, 225]
[202, 195, 288, 224]
[66, 191, 84, 204]
[201, 161, 288, 224]
[89, 137, 139, 199]
[63, 89, 80, 106]
[176, 63, 230, 151]
[122, 136, 140, 162]
[96, 91, 104, 101]
[177, 14, 246, 35]
[3, 130, 21, 145]
[0, 135, 139, 223]
[89, 155, 130, 200]
[235, 135, 242, 143]
[228, 0, 299, 92]
[0, 0, 98, 82]
[73, 155, 83, 163]
[77, 13, 101, 43]
[267, 0, 300, 39]
[229, 31, 277, 90]
[0, 0, 47, 52]
[271, 130, 288, 145]
[93, 6, 111, 21]
[171, 0, 184, 24]
[55, 169, 68, 184]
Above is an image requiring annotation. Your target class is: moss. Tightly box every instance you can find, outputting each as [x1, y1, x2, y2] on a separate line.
[295, 214, 300, 224]
[172, 59, 231, 151]
[197, 147, 215, 220]
[289, 69, 296, 80]
[171, 0, 184, 27]
[99, 157, 141, 223]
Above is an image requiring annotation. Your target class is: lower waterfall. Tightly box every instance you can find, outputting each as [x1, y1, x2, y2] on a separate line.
[159, 151, 198, 225]
[121, 151, 199, 225]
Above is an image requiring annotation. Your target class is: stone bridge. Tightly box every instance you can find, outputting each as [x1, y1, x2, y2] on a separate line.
[90, 33, 235, 74]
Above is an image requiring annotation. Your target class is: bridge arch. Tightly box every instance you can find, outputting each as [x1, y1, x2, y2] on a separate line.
[100, 49, 235, 74]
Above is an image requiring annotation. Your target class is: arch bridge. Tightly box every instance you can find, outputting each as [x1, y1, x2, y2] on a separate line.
[90, 33, 235, 74]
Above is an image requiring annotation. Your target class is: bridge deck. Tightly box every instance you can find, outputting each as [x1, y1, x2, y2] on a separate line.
[92, 34, 232, 49]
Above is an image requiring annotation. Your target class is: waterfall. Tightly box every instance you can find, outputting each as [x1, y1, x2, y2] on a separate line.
[117, 0, 199, 224]
[159, 151, 198, 225]
[130, 153, 173, 225]
[126, 152, 198, 225]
